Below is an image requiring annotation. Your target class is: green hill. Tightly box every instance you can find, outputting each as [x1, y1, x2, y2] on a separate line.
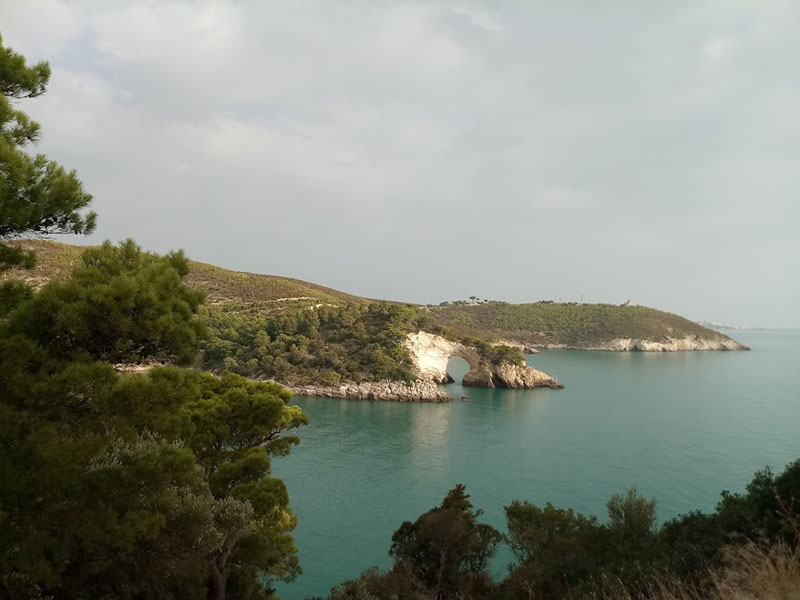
[426, 300, 744, 349]
[2, 240, 747, 384]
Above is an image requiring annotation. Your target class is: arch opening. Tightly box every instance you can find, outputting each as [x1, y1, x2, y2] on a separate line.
[445, 355, 471, 384]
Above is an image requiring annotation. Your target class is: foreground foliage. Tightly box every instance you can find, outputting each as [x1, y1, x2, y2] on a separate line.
[3, 239, 206, 364]
[0, 242, 308, 600]
[316, 461, 800, 600]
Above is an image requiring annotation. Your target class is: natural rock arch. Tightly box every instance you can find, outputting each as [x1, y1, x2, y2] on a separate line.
[444, 355, 471, 384]
[404, 331, 479, 384]
[405, 332, 563, 390]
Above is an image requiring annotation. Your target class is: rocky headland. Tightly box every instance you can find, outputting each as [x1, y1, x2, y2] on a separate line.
[426, 301, 750, 353]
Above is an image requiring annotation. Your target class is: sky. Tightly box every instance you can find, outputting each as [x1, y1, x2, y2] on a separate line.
[3, 1, 799, 327]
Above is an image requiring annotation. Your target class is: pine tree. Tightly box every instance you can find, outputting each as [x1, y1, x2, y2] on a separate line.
[0, 33, 95, 271]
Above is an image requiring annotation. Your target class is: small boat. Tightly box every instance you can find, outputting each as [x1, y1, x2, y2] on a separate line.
[460, 395, 469, 402]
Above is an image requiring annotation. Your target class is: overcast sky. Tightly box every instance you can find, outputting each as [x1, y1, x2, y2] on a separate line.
[4, 1, 799, 327]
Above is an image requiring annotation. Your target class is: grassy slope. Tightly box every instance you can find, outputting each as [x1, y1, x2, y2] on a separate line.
[426, 301, 733, 347]
[2, 239, 362, 309]
[3, 240, 737, 348]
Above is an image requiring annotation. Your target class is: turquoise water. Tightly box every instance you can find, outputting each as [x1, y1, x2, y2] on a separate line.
[274, 330, 800, 599]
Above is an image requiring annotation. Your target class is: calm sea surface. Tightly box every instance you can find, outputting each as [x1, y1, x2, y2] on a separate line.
[274, 329, 800, 599]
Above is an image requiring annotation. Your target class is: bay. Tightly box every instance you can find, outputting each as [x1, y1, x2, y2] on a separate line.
[274, 329, 800, 599]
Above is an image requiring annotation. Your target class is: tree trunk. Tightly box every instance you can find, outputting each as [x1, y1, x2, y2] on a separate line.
[206, 532, 239, 600]
[207, 558, 228, 600]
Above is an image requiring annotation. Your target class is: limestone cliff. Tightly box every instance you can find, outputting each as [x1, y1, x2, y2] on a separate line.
[405, 332, 563, 390]
[538, 336, 749, 352]
[404, 331, 477, 384]
[601, 336, 749, 351]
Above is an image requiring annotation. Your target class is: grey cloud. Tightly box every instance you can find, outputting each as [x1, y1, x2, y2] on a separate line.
[3, 0, 799, 326]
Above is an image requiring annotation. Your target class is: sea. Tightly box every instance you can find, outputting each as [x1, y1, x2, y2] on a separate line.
[274, 329, 800, 599]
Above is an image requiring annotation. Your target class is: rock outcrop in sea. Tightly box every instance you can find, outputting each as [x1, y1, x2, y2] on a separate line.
[461, 360, 563, 389]
[404, 331, 563, 390]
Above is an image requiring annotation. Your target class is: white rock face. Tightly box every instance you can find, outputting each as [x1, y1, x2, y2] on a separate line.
[590, 336, 749, 351]
[404, 331, 478, 383]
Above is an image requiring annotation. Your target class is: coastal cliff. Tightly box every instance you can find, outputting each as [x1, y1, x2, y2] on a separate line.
[405, 331, 563, 390]
[598, 336, 749, 351]
[539, 336, 749, 351]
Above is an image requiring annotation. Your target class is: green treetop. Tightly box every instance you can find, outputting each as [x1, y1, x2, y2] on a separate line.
[0, 33, 95, 270]
[389, 484, 502, 599]
[3, 239, 207, 365]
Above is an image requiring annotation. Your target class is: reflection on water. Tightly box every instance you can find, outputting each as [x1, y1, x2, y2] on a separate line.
[409, 404, 452, 477]
[411, 404, 451, 450]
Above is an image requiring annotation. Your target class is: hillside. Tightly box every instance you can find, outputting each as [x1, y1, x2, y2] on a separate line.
[427, 301, 747, 350]
[2, 239, 363, 310]
[2, 240, 747, 358]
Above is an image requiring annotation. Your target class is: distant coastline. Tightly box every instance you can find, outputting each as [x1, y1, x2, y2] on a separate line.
[698, 320, 800, 333]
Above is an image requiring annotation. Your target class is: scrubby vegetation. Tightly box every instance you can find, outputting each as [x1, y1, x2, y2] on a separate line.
[314, 460, 800, 600]
[428, 301, 732, 347]
[201, 302, 444, 384]
[467, 338, 525, 366]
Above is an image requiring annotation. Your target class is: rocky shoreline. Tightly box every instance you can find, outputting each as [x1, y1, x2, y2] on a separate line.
[290, 380, 451, 402]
